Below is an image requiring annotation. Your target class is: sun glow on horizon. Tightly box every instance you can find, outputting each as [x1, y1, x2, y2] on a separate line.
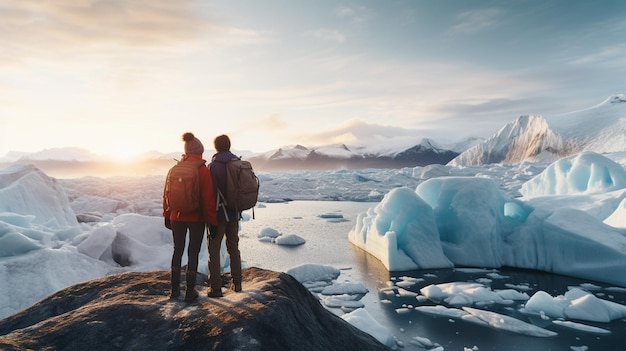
[106, 141, 147, 162]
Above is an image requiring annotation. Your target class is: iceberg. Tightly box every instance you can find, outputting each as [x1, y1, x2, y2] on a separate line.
[520, 151, 626, 196]
[350, 152, 626, 286]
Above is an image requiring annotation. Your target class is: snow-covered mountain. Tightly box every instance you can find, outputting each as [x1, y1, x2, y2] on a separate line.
[246, 139, 460, 171]
[549, 95, 626, 152]
[0, 147, 100, 163]
[449, 95, 626, 166]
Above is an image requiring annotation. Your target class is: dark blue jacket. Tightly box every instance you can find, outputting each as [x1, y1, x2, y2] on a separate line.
[210, 151, 239, 222]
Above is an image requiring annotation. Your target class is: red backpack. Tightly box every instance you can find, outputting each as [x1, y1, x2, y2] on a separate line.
[164, 159, 205, 213]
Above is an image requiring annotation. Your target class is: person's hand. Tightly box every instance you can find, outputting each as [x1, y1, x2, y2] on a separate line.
[164, 218, 172, 230]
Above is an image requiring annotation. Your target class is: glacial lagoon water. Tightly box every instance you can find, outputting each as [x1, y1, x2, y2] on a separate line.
[240, 201, 626, 351]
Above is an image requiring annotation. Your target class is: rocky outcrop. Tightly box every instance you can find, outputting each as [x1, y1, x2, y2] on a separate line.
[0, 267, 389, 351]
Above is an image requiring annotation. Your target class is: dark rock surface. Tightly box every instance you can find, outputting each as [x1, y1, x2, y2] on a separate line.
[0, 267, 390, 351]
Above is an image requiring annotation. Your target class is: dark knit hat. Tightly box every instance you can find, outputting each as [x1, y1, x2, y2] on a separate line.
[182, 132, 204, 155]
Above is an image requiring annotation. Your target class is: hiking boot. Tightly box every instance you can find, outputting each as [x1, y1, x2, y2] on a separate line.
[170, 288, 181, 299]
[184, 288, 199, 302]
[231, 281, 242, 292]
[170, 268, 181, 299]
[230, 275, 242, 293]
[184, 270, 198, 302]
[207, 288, 223, 298]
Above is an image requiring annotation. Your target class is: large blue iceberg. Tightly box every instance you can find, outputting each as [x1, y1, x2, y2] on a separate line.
[349, 152, 626, 286]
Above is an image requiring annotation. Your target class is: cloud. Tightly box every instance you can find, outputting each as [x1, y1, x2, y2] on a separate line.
[0, 0, 220, 67]
[211, 26, 274, 46]
[0, 0, 276, 95]
[606, 17, 626, 33]
[438, 98, 534, 115]
[334, 5, 372, 25]
[304, 28, 346, 44]
[224, 113, 292, 152]
[258, 114, 288, 130]
[568, 44, 626, 66]
[449, 8, 505, 34]
[300, 119, 422, 145]
[335, 6, 356, 18]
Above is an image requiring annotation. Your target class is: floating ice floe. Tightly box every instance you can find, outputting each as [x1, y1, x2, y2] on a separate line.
[522, 287, 626, 323]
[258, 227, 281, 238]
[415, 305, 557, 337]
[420, 282, 530, 307]
[341, 308, 398, 349]
[463, 307, 558, 337]
[275, 234, 306, 246]
[257, 227, 306, 246]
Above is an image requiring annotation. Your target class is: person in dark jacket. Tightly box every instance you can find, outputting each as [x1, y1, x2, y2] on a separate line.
[163, 132, 217, 302]
[207, 134, 242, 297]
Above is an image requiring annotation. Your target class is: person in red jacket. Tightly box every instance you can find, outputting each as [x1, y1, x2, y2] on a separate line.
[163, 132, 217, 302]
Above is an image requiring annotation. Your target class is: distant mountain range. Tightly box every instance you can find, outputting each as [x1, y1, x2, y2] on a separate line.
[244, 138, 467, 171]
[0, 137, 480, 174]
[1, 95, 624, 176]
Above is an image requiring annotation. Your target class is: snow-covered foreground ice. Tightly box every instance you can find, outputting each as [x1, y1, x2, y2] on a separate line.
[1, 151, 626, 350]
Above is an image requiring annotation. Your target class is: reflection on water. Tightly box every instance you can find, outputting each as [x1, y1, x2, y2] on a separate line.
[240, 201, 626, 350]
[238, 201, 375, 272]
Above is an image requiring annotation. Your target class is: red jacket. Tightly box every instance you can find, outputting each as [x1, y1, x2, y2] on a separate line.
[163, 154, 218, 226]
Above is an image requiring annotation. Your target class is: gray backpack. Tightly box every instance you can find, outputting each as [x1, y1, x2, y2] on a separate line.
[220, 158, 259, 214]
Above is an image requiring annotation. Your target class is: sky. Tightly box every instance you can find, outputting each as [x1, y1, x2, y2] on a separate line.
[1, 0, 625, 160]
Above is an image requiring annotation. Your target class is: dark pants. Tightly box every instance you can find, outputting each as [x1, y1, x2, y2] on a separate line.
[171, 220, 204, 272]
[208, 220, 241, 290]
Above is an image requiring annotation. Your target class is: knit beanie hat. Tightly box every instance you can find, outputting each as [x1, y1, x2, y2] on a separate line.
[182, 132, 204, 155]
